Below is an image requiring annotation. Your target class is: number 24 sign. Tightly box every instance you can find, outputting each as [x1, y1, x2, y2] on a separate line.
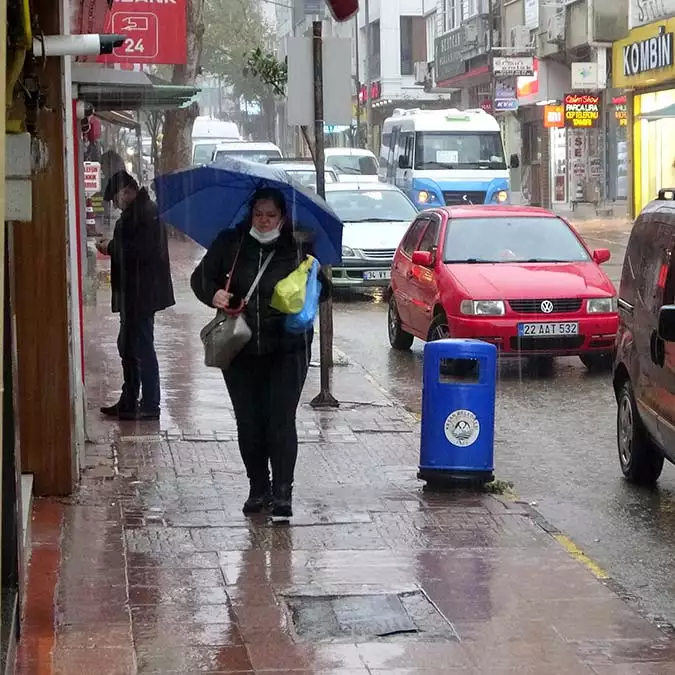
[114, 13, 159, 58]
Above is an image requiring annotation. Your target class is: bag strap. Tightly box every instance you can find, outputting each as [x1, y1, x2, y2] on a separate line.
[244, 251, 275, 304]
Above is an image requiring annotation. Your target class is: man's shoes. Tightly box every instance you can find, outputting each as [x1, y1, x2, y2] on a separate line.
[100, 402, 160, 421]
[271, 484, 293, 522]
[242, 485, 273, 515]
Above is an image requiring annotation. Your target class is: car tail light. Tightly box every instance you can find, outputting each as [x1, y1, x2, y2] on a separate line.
[325, 0, 359, 21]
[658, 263, 669, 289]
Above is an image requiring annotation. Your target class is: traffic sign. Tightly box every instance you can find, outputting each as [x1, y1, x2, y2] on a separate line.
[98, 0, 186, 65]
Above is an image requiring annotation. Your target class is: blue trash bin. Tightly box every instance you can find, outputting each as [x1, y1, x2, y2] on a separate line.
[418, 338, 497, 486]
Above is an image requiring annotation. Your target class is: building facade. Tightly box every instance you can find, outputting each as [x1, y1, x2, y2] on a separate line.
[612, 3, 675, 217]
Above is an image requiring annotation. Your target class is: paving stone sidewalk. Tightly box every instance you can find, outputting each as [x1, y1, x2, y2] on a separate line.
[15, 240, 675, 674]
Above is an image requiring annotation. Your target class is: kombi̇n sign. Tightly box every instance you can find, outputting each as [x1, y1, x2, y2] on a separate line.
[98, 0, 187, 65]
[563, 94, 601, 128]
[623, 25, 673, 76]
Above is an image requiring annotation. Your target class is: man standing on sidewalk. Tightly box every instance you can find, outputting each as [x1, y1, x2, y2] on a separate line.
[96, 171, 175, 420]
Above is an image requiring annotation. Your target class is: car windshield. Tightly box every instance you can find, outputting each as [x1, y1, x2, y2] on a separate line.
[325, 189, 418, 222]
[214, 149, 281, 164]
[285, 168, 337, 184]
[415, 132, 506, 170]
[443, 217, 590, 263]
[193, 143, 216, 164]
[326, 154, 378, 175]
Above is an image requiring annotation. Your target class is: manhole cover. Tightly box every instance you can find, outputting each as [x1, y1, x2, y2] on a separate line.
[285, 591, 458, 642]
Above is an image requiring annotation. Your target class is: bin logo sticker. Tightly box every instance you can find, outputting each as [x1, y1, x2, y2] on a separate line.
[444, 409, 480, 447]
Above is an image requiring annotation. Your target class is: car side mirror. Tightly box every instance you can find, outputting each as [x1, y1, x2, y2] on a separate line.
[659, 305, 675, 341]
[412, 250, 434, 267]
[509, 154, 520, 169]
[398, 155, 411, 170]
[592, 248, 611, 264]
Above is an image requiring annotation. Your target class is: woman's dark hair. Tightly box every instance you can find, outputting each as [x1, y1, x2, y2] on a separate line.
[250, 187, 287, 218]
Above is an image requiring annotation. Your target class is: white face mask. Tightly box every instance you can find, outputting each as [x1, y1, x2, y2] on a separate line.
[249, 225, 281, 244]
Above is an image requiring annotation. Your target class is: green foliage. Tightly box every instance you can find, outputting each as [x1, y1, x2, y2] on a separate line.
[244, 47, 287, 98]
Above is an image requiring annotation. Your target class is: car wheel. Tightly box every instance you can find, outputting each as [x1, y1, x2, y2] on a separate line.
[617, 380, 664, 485]
[388, 296, 414, 350]
[428, 313, 450, 341]
[580, 352, 613, 373]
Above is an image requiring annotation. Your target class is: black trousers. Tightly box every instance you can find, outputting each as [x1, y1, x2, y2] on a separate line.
[117, 312, 160, 411]
[224, 347, 310, 491]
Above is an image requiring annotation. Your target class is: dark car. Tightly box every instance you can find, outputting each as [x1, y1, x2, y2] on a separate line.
[614, 189, 675, 484]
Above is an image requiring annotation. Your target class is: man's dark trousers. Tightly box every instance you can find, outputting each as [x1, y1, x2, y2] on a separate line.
[117, 312, 160, 411]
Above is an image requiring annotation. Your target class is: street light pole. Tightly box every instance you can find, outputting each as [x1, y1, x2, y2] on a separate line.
[354, 13, 362, 148]
[310, 19, 339, 409]
[363, 0, 372, 148]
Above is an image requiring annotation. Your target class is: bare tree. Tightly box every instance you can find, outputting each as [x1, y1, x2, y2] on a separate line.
[159, 0, 205, 174]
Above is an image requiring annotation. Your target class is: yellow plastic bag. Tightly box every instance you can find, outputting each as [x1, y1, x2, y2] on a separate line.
[270, 256, 315, 314]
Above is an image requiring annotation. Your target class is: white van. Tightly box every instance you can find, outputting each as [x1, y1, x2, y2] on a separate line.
[212, 141, 283, 164]
[379, 108, 516, 209]
[191, 116, 241, 165]
[324, 147, 379, 182]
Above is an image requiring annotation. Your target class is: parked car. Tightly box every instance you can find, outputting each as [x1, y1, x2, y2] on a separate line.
[265, 159, 339, 186]
[325, 147, 379, 180]
[212, 141, 282, 164]
[388, 205, 618, 371]
[613, 189, 675, 485]
[324, 183, 419, 288]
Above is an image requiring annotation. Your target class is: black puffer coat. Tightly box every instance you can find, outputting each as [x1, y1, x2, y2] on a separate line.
[190, 222, 330, 356]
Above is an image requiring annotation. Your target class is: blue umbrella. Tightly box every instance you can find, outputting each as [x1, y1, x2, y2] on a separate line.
[152, 157, 343, 265]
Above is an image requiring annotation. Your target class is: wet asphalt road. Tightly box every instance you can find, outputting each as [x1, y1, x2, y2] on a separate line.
[332, 228, 675, 626]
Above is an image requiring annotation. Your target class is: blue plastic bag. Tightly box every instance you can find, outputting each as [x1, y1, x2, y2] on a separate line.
[285, 258, 321, 335]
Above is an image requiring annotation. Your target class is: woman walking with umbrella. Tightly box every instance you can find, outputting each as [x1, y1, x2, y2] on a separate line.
[190, 187, 330, 520]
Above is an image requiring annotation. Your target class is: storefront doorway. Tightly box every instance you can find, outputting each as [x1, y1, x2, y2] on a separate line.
[634, 89, 675, 214]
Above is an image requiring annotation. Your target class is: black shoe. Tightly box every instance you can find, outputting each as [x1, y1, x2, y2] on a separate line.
[243, 486, 272, 515]
[271, 484, 293, 521]
[100, 402, 137, 418]
[115, 407, 160, 421]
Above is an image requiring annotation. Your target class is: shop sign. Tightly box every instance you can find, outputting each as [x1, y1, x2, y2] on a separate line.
[98, 0, 187, 65]
[517, 57, 539, 100]
[563, 93, 601, 128]
[571, 62, 598, 89]
[493, 56, 534, 77]
[544, 104, 565, 128]
[622, 25, 673, 76]
[630, 0, 675, 30]
[613, 18, 675, 88]
[524, 0, 539, 30]
[480, 98, 493, 113]
[83, 162, 101, 194]
[615, 103, 628, 125]
[435, 28, 465, 84]
[494, 81, 518, 111]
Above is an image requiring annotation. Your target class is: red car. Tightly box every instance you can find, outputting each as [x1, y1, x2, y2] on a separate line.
[387, 205, 619, 371]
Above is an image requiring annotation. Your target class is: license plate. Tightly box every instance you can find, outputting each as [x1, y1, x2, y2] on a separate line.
[517, 322, 579, 337]
[363, 270, 391, 281]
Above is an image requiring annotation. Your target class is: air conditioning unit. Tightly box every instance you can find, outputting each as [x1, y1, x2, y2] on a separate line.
[511, 24, 531, 50]
[546, 9, 566, 43]
[414, 61, 428, 84]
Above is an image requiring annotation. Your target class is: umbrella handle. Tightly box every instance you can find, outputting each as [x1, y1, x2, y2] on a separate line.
[222, 300, 245, 317]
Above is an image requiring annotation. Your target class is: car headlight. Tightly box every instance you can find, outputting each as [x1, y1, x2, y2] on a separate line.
[342, 246, 356, 258]
[493, 190, 509, 203]
[587, 297, 618, 313]
[460, 300, 506, 316]
[417, 190, 437, 204]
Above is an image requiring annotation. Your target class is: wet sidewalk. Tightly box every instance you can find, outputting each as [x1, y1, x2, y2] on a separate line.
[16, 241, 675, 674]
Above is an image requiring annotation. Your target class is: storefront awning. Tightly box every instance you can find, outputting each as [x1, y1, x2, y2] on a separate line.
[72, 64, 199, 112]
[95, 110, 139, 129]
[638, 103, 675, 120]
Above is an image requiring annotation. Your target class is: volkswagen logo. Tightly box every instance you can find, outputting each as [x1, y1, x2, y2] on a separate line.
[540, 300, 554, 314]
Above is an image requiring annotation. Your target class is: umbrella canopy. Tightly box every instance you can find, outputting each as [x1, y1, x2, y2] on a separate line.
[153, 157, 343, 264]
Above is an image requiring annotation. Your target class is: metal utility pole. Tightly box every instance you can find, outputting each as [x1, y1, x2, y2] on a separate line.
[353, 13, 362, 149]
[363, 0, 372, 148]
[310, 19, 339, 409]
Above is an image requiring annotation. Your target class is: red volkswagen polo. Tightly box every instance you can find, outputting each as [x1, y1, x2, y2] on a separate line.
[387, 205, 619, 371]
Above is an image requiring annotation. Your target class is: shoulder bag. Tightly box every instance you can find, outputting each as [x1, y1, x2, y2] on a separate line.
[200, 246, 275, 370]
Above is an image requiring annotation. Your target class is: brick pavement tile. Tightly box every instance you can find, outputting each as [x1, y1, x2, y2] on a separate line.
[52, 647, 136, 674]
[134, 645, 252, 673]
[245, 642, 365, 671]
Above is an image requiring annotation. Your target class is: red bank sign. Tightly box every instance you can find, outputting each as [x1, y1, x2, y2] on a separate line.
[98, 0, 187, 66]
